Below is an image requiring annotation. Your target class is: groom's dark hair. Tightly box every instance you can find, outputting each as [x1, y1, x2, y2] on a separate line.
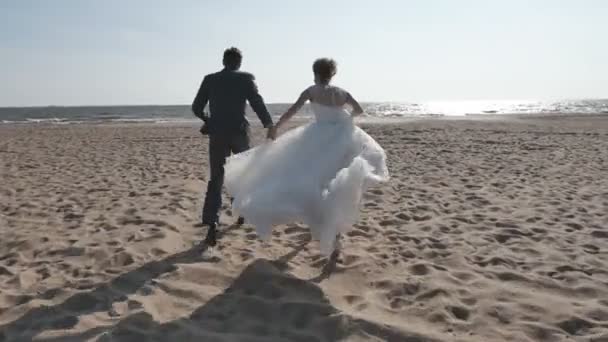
[223, 47, 243, 70]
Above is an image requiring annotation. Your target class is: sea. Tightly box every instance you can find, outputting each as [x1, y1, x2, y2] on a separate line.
[1, 99, 607, 125]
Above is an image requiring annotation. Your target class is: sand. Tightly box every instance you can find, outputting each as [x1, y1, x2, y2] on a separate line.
[1, 115, 607, 341]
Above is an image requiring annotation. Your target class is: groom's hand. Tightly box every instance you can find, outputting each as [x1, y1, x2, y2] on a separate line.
[266, 126, 277, 140]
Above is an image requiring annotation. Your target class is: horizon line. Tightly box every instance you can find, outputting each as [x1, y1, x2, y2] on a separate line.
[2, 97, 608, 109]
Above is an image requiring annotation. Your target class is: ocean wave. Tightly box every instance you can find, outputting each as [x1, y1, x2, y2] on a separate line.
[25, 117, 68, 123]
[1, 101, 607, 125]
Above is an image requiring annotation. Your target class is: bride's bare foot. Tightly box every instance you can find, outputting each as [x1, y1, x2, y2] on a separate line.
[329, 249, 340, 261]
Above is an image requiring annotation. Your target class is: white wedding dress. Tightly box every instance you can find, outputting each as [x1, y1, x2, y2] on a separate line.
[224, 102, 389, 255]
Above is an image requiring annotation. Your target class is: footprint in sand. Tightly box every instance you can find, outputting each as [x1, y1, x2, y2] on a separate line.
[448, 305, 471, 321]
[412, 215, 432, 222]
[581, 244, 599, 254]
[347, 229, 372, 239]
[343, 294, 364, 305]
[591, 230, 608, 239]
[409, 263, 430, 276]
[557, 317, 596, 336]
[416, 288, 450, 301]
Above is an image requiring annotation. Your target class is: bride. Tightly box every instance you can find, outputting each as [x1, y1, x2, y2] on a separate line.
[224, 58, 389, 256]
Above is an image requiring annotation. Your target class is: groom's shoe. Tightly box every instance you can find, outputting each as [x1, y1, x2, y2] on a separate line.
[204, 223, 217, 247]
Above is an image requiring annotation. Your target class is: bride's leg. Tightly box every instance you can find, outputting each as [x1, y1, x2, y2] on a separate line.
[230, 197, 245, 225]
[330, 233, 342, 260]
[333, 233, 342, 252]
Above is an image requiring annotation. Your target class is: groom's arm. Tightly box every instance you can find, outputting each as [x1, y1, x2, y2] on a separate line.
[192, 76, 209, 121]
[245, 75, 273, 128]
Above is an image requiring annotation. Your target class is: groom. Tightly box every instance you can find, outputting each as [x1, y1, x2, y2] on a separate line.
[192, 47, 274, 246]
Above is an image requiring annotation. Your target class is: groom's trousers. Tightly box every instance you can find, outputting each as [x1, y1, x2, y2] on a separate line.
[202, 130, 250, 225]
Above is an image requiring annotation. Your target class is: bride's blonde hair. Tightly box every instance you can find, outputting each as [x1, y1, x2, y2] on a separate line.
[313, 58, 337, 84]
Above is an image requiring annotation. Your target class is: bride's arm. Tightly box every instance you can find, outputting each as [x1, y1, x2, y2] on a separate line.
[275, 89, 310, 129]
[345, 92, 364, 116]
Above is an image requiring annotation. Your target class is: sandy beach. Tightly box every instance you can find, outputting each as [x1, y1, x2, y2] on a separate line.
[1, 116, 607, 341]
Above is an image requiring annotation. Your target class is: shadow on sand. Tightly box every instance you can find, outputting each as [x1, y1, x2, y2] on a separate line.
[1, 229, 437, 342]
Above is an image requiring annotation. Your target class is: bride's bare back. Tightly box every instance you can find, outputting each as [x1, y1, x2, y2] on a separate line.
[308, 84, 349, 107]
[275, 84, 363, 129]
[306, 84, 363, 112]
[269, 58, 364, 139]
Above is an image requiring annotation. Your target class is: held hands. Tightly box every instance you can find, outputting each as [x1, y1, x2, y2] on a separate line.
[266, 125, 278, 140]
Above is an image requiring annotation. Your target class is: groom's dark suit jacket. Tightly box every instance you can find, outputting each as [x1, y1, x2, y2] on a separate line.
[192, 69, 273, 134]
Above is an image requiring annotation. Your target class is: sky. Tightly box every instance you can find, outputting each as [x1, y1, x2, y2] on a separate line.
[0, 0, 607, 106]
